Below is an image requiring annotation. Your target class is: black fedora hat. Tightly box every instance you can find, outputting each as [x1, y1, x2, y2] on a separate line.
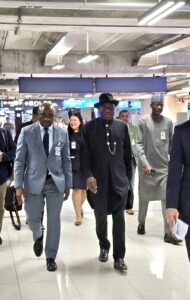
[94, 93, 119, 108]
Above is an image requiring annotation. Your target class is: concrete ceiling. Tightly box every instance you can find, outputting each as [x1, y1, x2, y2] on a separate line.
[0, 0, 190, 98]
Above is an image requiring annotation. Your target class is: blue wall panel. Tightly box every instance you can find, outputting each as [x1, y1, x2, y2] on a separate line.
[19, 77, 94, 93]
[95, 77, 166, 93]
[19, 77, 167, 93]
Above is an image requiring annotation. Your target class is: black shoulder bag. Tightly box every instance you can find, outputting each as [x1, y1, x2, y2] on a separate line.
[0, 128, 14, 178]
[5, 185, 22, 230]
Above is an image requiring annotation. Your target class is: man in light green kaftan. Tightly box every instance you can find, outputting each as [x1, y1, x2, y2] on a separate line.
[136, 94, 182, 245]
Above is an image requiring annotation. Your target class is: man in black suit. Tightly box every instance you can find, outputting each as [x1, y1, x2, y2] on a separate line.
[80, 93, 132, 271]
[166, 120, 190, 260]
[14, 106, 39, 144]
[0, 127, 16, 245]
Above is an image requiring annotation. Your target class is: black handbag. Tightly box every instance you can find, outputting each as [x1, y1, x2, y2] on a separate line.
[5, 186, 22, 230]
[0, 128, 14, 178]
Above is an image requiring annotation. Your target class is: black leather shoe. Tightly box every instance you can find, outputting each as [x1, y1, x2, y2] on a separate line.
[137, 224, 145, 235]
[46, 258, 57, 272]
[99, 248, 109, 262]
[114, 258, 127, 271]
[33, 235, 43, 257]
[0, 236, 2, 245]
[164, 233, 182, 245]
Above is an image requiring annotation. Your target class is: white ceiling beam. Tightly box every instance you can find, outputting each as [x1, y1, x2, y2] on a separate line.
[45, 32, 86, 66]
[2, 49, 190, 74]
[2, 22, 190, 35]
[0, 1, 160, 10]
[93, 33, 127, 51]
[141, 36, 190, 58]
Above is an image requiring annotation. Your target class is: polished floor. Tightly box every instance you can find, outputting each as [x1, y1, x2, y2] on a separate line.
[1, 196, 190, 300]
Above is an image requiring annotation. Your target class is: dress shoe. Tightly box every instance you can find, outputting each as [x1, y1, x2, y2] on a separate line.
[46, 258, 57, 272]
[99, 248, 109, 262]
[137, 224, 145, 235]
[33, 235, 43, 257]
[0, 236, 2, 245]
[164, 233, 183, 245]
[114, 258, 127, 271]
[126, 209, 134, 215]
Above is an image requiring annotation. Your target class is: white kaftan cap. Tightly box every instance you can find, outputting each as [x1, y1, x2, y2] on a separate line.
[151, 94, 164, 103]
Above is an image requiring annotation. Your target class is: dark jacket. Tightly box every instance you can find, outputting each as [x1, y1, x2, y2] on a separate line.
[80, 118, 132, 214]
[68, 131, 82, 172]
[166, 120, 190, 224]
[14, 120, 33, 144]
[0, 129, 16, 185]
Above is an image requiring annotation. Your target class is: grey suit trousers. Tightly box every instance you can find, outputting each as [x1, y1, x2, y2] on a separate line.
[138, 199, 170, 234]
[25, 177, 64, 258]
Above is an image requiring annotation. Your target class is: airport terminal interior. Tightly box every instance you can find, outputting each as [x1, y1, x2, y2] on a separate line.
[1, 1, 190, 300]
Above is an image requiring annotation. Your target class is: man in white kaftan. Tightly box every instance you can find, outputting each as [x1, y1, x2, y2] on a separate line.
[136, 94, 182, 245]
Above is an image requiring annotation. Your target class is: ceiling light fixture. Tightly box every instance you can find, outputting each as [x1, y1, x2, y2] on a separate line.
[148, 52, 167, 70]
[78, 54, 99, 64]
[138, 0, 186, 26]
[149, 64, 167, 70]
[52, 56, 65, 70]
[77, 33, 99, 64]
[52, 64, 65, 70]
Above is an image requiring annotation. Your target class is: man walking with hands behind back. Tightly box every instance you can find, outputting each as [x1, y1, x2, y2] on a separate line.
[14, 103, 72, 271]
[81, 93, 132, 271]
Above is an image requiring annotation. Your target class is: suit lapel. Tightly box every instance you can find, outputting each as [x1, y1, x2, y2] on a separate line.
[49, 124, 59, 156]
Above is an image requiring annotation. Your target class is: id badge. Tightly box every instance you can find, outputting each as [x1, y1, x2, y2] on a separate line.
[55, 146, 61, 156]
[71, 141, 76, 149]
[131, 138, 135, 146]
[160, 131, 166, 140]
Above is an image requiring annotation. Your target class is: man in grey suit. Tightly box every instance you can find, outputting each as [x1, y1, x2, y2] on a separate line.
[14, 103, 72, 271]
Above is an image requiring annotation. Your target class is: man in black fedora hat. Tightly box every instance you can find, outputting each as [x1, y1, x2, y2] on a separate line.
[80, 93, 132, 271]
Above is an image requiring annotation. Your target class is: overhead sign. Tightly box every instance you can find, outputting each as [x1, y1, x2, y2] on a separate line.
[19, 77, 166, 93]
[19, 78, 94, 93]
[95, 77, 166, 93]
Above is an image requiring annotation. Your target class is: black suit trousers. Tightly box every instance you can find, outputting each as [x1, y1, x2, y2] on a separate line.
[94, 209, 126, 259]
[185, 227, 190, 261]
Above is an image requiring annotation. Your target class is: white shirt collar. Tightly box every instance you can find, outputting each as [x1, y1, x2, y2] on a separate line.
[39, 122, 53, 132]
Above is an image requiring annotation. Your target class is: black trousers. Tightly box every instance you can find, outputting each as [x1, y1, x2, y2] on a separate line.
[94, 209, 125, 260]
[185, 226, 190, 261]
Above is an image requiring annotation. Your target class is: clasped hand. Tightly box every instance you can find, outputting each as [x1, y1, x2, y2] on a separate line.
[86, 177, 97, 194]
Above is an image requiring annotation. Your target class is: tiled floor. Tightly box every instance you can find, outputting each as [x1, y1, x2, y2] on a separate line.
[1, 197, 190, 300]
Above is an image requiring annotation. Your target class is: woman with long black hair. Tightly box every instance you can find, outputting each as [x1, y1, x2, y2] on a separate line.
[68, 113, 86, 226]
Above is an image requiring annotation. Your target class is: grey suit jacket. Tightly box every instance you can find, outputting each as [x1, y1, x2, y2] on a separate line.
[14, 122, 72, 194]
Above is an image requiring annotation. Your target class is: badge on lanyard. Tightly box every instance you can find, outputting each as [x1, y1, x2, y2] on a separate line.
[131, 138, 135, 146]
[160, 131, 166, 140]
[55, 146, 61, 156]
[71, 141, 76, 149]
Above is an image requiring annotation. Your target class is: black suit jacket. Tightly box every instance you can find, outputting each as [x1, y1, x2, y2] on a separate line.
[0, 129, 16, 184]
[14, 120, 33, 144]
[80, 118, 132, 214]
[166, 120, 190, 224]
